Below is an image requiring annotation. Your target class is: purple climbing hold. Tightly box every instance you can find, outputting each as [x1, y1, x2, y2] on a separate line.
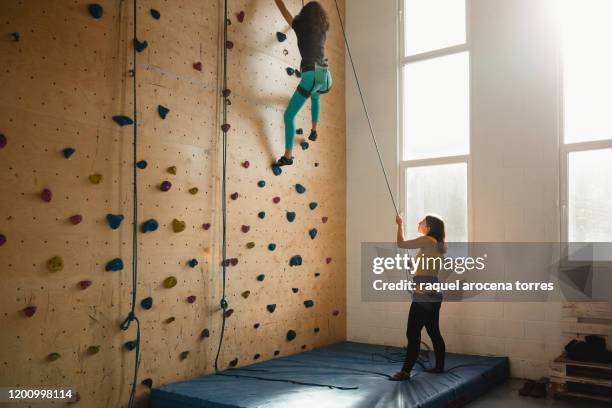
[300, 141, 309, 150]
[286, 212, 296, 222]
[286, 330, 297, 341]
[62, 147, 75, 158]
[266, 304, 277, 313]
[227, 258, 238, 266]
[141, 219, 158, 233]
[133, 38, 148, 52]
[225, 309, 234, 318]
[295, 184, 306, 194]
[272, 165, 282, 176]
[112, 115, 133, 126]
[237, 11, 245, 22]
[226, 41, 234, 49]
[78, 280, 92, 290]
[69, 214, 83, 225]
[304, 300, 314, 308]
[276, 32, 287, 42]
[193, 62, 203, 71]
[242, 160, 250, 168]
[88, 4, 103, 19]
[141, 297, 153, 309]
[273, 197, 280, 204]
[23, 306, 37, 317]
[0, 234, 5, 246]
[106, 214, 124, 229]
[202, 223, 211, 230]
[0, 134, 6, 149]
[309, 228, 318, 240]
[160, 180, 172, 192]
[241, 225, 250, 233]
[286, 67, 295, 76]
[105, 258, 123, 272]
[158, 105, 170, 119]
[230, 192, 239, 200]
[289, 255, 302, 267]
[188, 259, 198, 268]
[201, 328, 210, 338]
[256, 274, 265, 281]
[41, 188, 52, 202]
[136, 160, 147, 169]
[221, 123, 231, 132]
[222, 88, 231, 97]
[187, 295, 196, 304]
[150, 9, 161, 19]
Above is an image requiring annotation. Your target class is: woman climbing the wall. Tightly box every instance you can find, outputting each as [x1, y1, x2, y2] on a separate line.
[391, 214, 447, 381]
[273, 0, 333, 167]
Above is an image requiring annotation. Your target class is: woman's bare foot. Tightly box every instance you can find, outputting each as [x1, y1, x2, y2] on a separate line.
[389, 370, 411, 381]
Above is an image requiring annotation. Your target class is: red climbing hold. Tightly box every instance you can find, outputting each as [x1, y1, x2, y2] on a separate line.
[242, 161, 250, 168]
[273, 197, 280, 204]
[241, 225, 250, 233]
[187, 295, 196, 304]
[222, 89, 231, 97]
[326, 257, 332, 264]
[0, 133, 6, 149]
[230, 258, 238, 266]
[226, 41, 234, 49]
[322, 216, 329, 223]
[23, 306, 37, 317]
[69, 214, 83, 225]
[41, 188, 53, 202]
[221, 123, 231, 132]
[237, 11, 245, 22]
[224, 309, 234, 318]
[193, 62, 202, 71]
[332, 310, 340, 316]
[202, 223, 211, 230]
[78, 280, 92, 290]
[230, 192, 239, 200]
[0, 234, 6, 246]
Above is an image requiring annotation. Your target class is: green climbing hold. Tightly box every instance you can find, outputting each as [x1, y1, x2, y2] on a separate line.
[246, 242, 255, 249]
[87, 345, 100, 355]
[241, 290, 251, 299]
[180, 351, 190, 360]
[163, 276, 177, 288]
[189, 187, 199, 195]
[47, 256, 64, 272]
[167, 166, 177, 175]
[172, 219, 186, 233]
[89, 173, 103, 184]
[165, 317, 175, 324]
[47, 352, 61, 362]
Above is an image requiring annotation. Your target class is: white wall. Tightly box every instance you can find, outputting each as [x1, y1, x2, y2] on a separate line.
[346, 0, 563, 379]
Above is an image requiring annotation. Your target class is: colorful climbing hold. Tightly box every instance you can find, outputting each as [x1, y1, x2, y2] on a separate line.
[246, 242, 255, 249]
[314, 272, 320, 277]
[47, 352, 61, 362]
[23, 306, 37, 317]
[10, 32, 19, 42]
[105, 258, 123, 272]
[273, 197, 280, 204]
[309, 228, 318, 240]
[326, 257, 332, 264]
[314, 162, 319, 167]
[332, 310, 340, 316]
[254, 354, 261, 360]
[106, 214, 124, 229]
[314, 327, 320, 333]
[241, 225, 250, 233]
[193, 62, 203, 71]
[230, 192, 239, 200]
[237, 11, 245, 22]
[141, 297, 153, 309]
[276, 32, 287, 42]
[292, 288, 299, 293]
[87, 345, 100, 355]
[257, 180, 266, 188]
[309, 131, 318, 141]
[150, 9, 160, 19]
[69, 214, 83, 225]
[62, 147, 75, 158]
[286, 67, 295, 76]
[188, 259, 198, 268]
[124, 341, 137, 351]
[226, 41, 234, 49]
[202, 223, 211, 230]
[258, 211, 266, 219]
[189, 187, 199, 195]
[283, 49, 289, 55]
[256, 274, 265, 281]
[201, 329, 210, 338]
[304, 300, 314, 308]
[167, 166, 177, 175]
[163, 276, 177, 288]
[274, 350, 280, 356]
[254, 323, 260, 329]
[301, 345, 307, 350]
[160, 180, 172, 191]
[295, 70, 301, 78]
[296, 128, 303, 135]
[241, 290, 251, 299]
[222, 89, 231, 97]
[47, 256, 64, 272]
[133, 38, 148, 52]
[300, 141, 309, 150]
[309, 202, 318, 210]
[89, 173, 103, 184]
[88, 4, 103, 19]
[78, 280, 92, 290]
[289, 255, 302, 267]
[272, 165, 282, 176]
[230, 258, 238, 266]
[229, 358, 238, 367]
[221, 123, 231, 132]
[41, 188, 53, 202]
[266, 304, 277, 313]
[286, 211, 296, 222]
[180, 351, 190, 360]
[141, 219, 158, 233]
[158, 105, 170, 119]
[224, 309, 234, 318]
[242, 160, 250, 168]
[286, 330, 297, 341]
[136, 160, 147, 169]
[322, 216, 328, 223]
[268, 243, 276, 251]
[112, 115, 133, 126]
[172, 219, 186, 233]
[142, 378, 153, 388]
[295, 184, 306, 194]
[0, 234, 5, 246]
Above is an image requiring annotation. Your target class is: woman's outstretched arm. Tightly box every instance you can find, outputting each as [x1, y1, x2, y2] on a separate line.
[274, 0, 294, 26]
[396, 215, 435, 249]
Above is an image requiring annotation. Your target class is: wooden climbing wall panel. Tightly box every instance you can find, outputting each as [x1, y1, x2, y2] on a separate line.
[0, 0, 346, 407]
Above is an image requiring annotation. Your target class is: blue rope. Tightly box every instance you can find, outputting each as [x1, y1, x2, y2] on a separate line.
[120, 0, 141, 406]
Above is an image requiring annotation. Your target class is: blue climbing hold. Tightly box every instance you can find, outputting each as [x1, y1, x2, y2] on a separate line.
[296, 128, 303, 135]
[286, 211, 296, 222]
[88, 4, 103, 19]
[158, 105, 169, 119]
[112, 115, 133, 126]
[136, 160, 147, 169]
[141, 219, 158, 233]
[292, 288, 299, 293]
[309, 228, 318, 240]
[257, 180, 266, 188]
[309, 202, 318, 210]
[295, 184, 306, 194]
[106, 214, 124, 229]
[257, 274, 265, 282]
[289, 255, 302, 267]
[105, 258, 123, 272]
[268, 243, 276, 251]
[300, 141, 309, 150]
[272, 165, 282, 176]
[276, 32, 287, 42]
[286, 67, 295, 76]
[188, 259, 198, 268]
[304, 300, 314, 308]
[258, 211, 266, 219]
[150, 9, 161, 19]
[286, 330, 296, 341]
[141, 297, 153, 310]
[62, 148, 75, 159]
[124, 341, 137, 351]
[133, 38, 148, 52]
[266, 304, 276, 313]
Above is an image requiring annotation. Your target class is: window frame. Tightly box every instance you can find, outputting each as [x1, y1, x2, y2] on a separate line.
[398, 0, 473, 241]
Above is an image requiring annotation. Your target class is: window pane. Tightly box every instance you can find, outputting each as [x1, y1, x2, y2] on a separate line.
[568, 149, 612, 242]
[404, 0, 466, 56]
[403, 52, 470, 160]
[562, 0, 612, 143]
[405, 163, 468, 242]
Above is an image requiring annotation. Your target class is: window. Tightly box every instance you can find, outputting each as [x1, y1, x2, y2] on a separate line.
[400, 0, 470, 242]
[560, 0, 612, 243]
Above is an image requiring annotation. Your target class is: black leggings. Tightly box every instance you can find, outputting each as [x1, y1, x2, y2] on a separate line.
[402, 301, 445, 373]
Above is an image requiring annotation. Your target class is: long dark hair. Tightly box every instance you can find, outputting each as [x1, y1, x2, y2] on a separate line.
[425, 215, 447, 254]
[293, 1, 330, 32]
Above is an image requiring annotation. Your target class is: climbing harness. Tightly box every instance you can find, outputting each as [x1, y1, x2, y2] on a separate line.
[297, 59, 331, 97]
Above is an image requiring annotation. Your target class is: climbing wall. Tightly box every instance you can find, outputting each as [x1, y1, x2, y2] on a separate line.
[0, 0, 346, 407]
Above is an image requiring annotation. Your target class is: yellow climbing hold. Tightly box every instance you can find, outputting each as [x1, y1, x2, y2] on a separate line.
[246, 242, 255, 249]
[241, 290, 251, 299]
[189, 187, 199, 195]
[89, 173, 103, 184]
[172, 219, 186, 233]
[167, 166, 177, 175]
[87, 345, 100, 355]
[47, 256, 64, 272]
[163, 276, 177, 288]
[47, 352, 61, 362]
[165, 317, 175, 324]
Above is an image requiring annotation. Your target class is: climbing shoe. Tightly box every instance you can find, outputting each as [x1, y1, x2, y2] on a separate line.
[275, 156, 293, 167]
[308, 130, 318, 142]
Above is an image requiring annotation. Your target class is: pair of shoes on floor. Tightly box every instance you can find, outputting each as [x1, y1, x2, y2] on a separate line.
[518, 377, 548, 398]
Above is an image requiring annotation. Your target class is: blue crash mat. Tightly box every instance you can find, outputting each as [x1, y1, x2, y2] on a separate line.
[151, 341, 509, 408]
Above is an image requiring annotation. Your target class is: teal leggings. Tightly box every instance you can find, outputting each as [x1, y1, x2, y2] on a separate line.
[283, 69, 333, 150]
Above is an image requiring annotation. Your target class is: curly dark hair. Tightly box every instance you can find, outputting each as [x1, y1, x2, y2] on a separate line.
[293, 1, 330, 32]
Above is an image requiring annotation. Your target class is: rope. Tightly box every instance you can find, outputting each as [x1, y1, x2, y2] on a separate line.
[120, 0, 142, 407]
[213, 0, 230, 373]
[331, 0, 399, 216]
[217, 372, 358, 390]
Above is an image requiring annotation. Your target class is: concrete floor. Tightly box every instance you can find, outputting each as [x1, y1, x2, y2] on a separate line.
[467, 378, 609, 407]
